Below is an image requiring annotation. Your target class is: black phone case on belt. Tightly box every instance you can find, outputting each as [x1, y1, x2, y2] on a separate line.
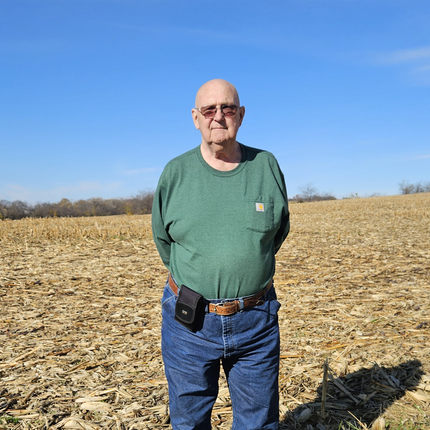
[174, 285, 205, 332]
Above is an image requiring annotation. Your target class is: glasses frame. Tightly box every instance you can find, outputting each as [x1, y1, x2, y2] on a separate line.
[195, 104, 239, 119]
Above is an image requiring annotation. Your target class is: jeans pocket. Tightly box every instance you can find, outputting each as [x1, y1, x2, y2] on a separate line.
[265, 287, 281, 316]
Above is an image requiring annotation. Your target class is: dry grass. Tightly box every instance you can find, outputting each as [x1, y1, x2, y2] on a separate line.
[0, 193, 429, 429]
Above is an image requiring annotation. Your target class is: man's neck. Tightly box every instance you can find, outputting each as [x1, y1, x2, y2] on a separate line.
[200, 140, 242, 171]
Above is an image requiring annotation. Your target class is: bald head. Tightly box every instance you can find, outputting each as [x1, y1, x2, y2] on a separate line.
[195, 79, 240, 108]
[191, 79, 245, 150]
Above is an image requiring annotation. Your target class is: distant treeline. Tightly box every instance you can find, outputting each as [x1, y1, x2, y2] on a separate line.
[0, 191, 154, 220]
[290, 180, 430, 203]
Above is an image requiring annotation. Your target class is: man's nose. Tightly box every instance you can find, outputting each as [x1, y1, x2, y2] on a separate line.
[213, 107, 225, 121]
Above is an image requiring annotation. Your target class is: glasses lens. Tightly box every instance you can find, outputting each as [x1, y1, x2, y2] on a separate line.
[221, 105, 237, 117]
[200, 106, 217, 118]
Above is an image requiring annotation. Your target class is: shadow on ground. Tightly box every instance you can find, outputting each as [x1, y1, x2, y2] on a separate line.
[280, 359, 425, 430]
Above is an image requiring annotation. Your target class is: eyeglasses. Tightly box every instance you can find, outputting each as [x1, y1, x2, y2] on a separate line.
[195, 104, 238, 119]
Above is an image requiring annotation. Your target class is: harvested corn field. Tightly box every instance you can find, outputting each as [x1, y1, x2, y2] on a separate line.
[1, 193, 429, 429]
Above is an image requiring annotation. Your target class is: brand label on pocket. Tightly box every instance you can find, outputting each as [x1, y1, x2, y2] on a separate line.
[256, 203, 265, 212]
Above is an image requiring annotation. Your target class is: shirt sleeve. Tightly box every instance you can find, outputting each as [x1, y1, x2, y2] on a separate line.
[274, 204, 290, 254]
[273, 163, 290, 254]
[151, 171, 172, 269]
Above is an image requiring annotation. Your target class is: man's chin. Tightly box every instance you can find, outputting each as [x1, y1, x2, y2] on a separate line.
[209, 136, 234, 146]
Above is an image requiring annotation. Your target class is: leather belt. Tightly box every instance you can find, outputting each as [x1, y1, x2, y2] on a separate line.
[168, 273, 273, 316]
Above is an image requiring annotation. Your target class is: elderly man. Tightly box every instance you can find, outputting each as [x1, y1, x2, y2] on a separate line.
[152, 79, 289, 430]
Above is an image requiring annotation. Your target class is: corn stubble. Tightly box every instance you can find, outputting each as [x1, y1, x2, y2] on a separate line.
[0, 194, 429, 429]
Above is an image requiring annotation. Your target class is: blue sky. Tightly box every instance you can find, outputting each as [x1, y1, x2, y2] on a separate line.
[1, 0, 429, 203]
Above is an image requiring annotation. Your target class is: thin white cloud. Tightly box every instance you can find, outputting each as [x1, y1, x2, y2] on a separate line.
[413, 64, 430, 73]
[1, 184, 31, 202]
[409, 154, 430, 160]
[370, 46, 430, 86]
[374, 46, 430, 65]
[99, 21, 234, 41]
[97, 20, 282, 49]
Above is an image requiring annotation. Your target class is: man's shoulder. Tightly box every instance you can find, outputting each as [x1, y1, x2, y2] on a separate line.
[242, 144, 279, 164]
[164, 146, 199, 170]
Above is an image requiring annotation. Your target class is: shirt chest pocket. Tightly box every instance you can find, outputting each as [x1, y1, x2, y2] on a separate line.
[244, 197, 275, 233]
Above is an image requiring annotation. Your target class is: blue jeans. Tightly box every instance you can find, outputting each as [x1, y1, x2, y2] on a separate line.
[161, 280, 281, 430]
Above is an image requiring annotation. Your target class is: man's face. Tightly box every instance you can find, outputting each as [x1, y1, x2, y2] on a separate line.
[191, 81, 245, 146]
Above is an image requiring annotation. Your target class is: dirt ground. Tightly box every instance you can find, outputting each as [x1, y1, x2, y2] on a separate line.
[1, 193, 429, 429]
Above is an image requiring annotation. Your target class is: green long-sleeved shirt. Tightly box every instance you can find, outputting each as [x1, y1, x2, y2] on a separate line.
[152, 143, 289, 299]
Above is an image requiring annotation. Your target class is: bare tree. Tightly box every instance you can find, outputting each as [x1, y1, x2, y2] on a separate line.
[399, 180, 430, 195]
[299, 183, 318, 201]
[294, 183, 336, 202]
[4, 200, 31, 220]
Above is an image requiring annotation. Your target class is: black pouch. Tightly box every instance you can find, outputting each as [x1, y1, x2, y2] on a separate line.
[175, 285, 205, 332]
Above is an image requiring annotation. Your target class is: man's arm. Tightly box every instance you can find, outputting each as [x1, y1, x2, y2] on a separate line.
[273, 161, 290, 254]
[151, 179, 172, 269]
[274, 205, 290, 254]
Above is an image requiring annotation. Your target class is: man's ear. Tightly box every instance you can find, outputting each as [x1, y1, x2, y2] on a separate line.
[191, 109, 200, 130]
[238, 106, 245, 127]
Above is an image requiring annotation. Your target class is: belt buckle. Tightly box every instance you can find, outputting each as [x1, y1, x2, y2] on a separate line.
[212, 303, 219, 314]
[212, 299, 243, 315]
[212, 300, 233, 315]
[212, 301, 224, 315]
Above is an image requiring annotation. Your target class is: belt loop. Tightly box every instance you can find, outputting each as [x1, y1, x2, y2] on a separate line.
[238, 298, 244, 312]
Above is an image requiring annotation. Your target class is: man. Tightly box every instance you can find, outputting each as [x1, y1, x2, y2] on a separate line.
[152, 79, 289, 429]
